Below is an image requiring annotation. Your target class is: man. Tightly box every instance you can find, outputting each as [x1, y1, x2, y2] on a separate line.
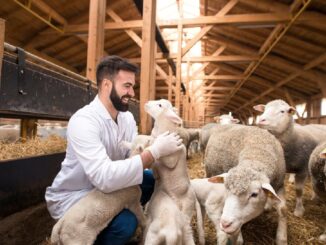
[45, 55, 183, 244]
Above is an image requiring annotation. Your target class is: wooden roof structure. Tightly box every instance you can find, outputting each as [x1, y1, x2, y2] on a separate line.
[0, 0, 326, 132]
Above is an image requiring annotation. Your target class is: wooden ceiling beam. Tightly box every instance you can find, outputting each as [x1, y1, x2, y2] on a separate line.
[191, 75, 244, 80]
[235, 52, 326, 112]
[182, 0, 238, 57]
[183, 55, 258, 63]
[221, 0, 313, 110]
[64, 12, 322, 34]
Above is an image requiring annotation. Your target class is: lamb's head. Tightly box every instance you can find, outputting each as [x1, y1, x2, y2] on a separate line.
[209, 167, 281, 235]
[144, 99, 182, 125]
[120, 135, 152, 156]
[253, 99, 296, 135]
[214, 113, 239, 125]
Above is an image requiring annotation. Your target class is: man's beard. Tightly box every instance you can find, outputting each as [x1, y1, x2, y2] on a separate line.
[110, 85, 130, 112]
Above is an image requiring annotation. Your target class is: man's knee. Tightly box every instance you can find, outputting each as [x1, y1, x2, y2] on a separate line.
[116, 209, 138, 237]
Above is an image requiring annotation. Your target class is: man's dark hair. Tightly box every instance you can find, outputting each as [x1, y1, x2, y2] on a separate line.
[96, 55, 139, 87]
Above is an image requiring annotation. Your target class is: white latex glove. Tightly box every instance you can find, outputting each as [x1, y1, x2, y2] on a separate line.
[148, 131, 183, 160]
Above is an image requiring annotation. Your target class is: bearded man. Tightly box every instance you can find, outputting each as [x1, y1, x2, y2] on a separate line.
[45, 56, 182, 245]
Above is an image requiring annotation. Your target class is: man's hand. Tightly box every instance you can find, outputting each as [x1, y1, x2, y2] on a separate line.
[147, 131, 183, 160]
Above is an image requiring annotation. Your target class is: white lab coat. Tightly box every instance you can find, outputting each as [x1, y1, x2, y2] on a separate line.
[45, 95, 143, 219]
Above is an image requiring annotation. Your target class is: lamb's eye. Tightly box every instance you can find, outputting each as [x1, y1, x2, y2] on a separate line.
[280, 110, 285, 113]
[250, 192, 258, 198]
[158, 104, 162, 107]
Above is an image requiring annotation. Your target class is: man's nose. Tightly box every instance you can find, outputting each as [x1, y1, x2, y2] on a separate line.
[128, 87, 135, 97]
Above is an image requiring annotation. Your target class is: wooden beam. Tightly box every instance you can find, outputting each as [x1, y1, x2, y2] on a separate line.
[64, 12, 322, 33]
[182, 0, 238, 57]
[140, 0, 156, 134]
[235, 52, 326, 112]
[183, 55, 258, 63]
[192, 75, 244, 80]
[221, 0, 313, 110]
[0, 19, 4, 80]
[86, 0, 106, 82]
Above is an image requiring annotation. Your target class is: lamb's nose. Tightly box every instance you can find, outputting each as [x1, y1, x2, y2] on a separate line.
[221, 219, 233, 229]
[258, 118, 266, 124]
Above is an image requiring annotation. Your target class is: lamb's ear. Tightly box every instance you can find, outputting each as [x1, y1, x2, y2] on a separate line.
[214, 116, 221, 123]
[320, 147, 326, 159]
[262, 183, 282, 202]
[253, 104, 265, 112]
[231, 118, 240, 124]
[165, 108, 183, 125]
[120, 141, 132, 150]
[208, 173, 229, 183]
[288, 107, 297, 115]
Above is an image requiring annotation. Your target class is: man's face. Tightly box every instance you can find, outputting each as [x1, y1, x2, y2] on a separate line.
[109, 70, 135, 112]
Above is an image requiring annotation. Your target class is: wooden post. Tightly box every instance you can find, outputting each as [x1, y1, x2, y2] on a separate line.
[168, 66, 172, 102]
[0, 19, 5, 80]
[86, 0, 106, 82]
[175, 0, 183, 113]
[140, 0, 156, 134]
[20, 118, 37, 142]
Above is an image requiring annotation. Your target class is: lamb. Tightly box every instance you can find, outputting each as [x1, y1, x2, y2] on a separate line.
[191, 178, 243, 244]
[143, 99, 204, 245]
[50, 135, 148, 245]
[308, 142, 326, 243]
[204, 124, 287, 245]
[254, 99, 326, 217]
[213, 112, 240, 125]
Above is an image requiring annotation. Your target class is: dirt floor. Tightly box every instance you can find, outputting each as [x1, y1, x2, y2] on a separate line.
[0, 152, 325, 245]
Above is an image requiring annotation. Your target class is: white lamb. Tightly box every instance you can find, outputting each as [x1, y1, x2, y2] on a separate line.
[254, 99, 326, 217]
[50, 135, 148, 245]
[191, 178, 243, 245]
[205, 124, 287, 245]
[143, 99, 205, 245]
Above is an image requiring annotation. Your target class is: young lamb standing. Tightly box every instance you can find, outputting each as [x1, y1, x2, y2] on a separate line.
[50, 135, 148, 245]
[204, 124, 287, 245]
[254, 99, 326, 217]
[143, 99, 204, 245]
[309, 142, 326, 243]
[191, 178, 243, 245]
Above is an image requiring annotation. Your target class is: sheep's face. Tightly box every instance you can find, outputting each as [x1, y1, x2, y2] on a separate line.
[254, 100, 296, 135]
[220, 180, 269, 235]
[144, 99, 173, 120]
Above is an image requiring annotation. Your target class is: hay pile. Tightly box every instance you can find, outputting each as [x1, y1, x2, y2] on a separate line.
[188, 152, 326, 245]
[0, 135, 66, 160]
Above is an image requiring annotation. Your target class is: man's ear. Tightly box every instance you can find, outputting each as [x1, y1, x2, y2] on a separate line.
[208, 173, 229, 183]
[288, 107, 297, 115]
[262, 183, 282, 202]
[253, 104, 265, 112]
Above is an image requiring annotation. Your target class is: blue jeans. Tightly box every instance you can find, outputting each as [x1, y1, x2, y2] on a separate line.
[94, 169, 155, 245]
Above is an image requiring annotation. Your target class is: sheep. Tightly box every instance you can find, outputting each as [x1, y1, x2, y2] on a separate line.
[254, 99, 326, 217]
[213, 112, 240, 125]
[50, 135, 149, 245]
[200, 113, 239, 153]
[191, 178, 243, 245]
[204, 124, 287, 245]
[308, 142, 326, 243]
[144, 99, 205, 245]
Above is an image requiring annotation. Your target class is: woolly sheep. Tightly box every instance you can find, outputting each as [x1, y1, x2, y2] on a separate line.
[144, 99, 205, 245]
[254, 99, 326, 217]
[205, 124, 287, 245]
[213, 112, 240, 125]
[308, 142, 326, 243]
[191, 178, 243, 244]
[50, 135, 148, 245]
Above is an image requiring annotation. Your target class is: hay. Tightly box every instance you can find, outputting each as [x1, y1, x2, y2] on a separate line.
[0, 135, 66, 161]
[187, 152, 326, 245]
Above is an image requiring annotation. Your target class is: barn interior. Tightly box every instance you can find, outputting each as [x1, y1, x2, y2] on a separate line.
[0, 0, 326, 244]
